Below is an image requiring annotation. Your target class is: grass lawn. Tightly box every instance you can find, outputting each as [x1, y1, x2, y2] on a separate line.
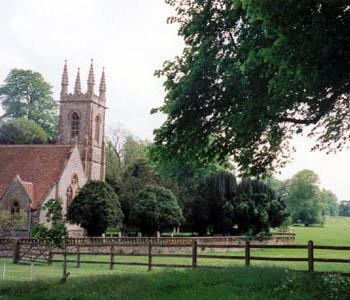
[293, 217, 350, 245]
[1, 266, 350, 300]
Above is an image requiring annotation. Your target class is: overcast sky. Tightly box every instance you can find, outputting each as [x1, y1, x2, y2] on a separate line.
[1, 0, 350, 200]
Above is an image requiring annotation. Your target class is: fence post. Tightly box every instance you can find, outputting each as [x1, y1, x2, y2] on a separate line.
[148, 240, 152, 272]
[110, 245, 114, 270]
[76, 245, 80, 268]
[30, 263, 34, 281]
[48, 247, 53, 265]
[245, 240, 250, 267]
[3, 263, 6, 280]
[192, 240, 197, 269]
[12, 240, 20, 264]
[62, 239, 68, 281]
[308, 240, 314, 272]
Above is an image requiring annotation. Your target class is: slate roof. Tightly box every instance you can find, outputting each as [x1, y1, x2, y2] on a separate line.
[0, 145, 73, 209]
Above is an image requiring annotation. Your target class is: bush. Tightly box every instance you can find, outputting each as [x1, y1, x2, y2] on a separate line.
[67, 180, 124, 236]
[129, 185, 184, 235]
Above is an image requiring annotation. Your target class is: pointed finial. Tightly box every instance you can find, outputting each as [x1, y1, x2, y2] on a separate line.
[61, 60, 69, 97]
[87, 59, 95, 95]
[99, 67, 106, 93]
[74, 68, 82, 95]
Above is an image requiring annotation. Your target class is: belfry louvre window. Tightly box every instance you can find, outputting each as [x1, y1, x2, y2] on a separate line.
[71, 112, 79, 138]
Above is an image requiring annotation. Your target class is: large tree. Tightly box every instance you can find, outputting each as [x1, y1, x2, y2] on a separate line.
[67, 181, 124, 236]
[190, 172, 287, 236]
[0, 69, 58, 139]
[0, 118, 48, 144]
[152, 0, 350, 176]
[129, 185, 184, 235]
[320, 189, 339, 217]
[190, 171, 237, 235]
[230, 179, 289, 235]
[339, 201, 350, 217]
[285, 170, 324, 225]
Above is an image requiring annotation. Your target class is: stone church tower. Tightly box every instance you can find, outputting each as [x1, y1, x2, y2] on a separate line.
[57, 60, 106, 181]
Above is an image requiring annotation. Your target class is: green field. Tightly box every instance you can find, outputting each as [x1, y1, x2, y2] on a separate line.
[1, 264, 350, 299]
[0, 217, 350, 299]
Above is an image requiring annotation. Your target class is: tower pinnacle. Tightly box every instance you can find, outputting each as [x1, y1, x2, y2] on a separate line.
[87, 59, 95, 95]
[99, 67, 106, 102]
[74, 68, 82, 95]
[99, 67, 106, 93]
[60, 60, 68, 97]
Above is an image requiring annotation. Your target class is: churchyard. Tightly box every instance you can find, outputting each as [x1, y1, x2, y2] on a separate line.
[0, 217, 350, 299]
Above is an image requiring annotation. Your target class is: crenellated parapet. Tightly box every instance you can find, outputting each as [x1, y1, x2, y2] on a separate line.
[60, 60, 106, 106]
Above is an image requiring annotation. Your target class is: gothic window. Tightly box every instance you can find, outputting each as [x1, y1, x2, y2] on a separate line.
[95, 115, 100, 142]
[11, 200, 20, 214]
[71, 112, 80, 138]
[71, 174, 79, 186]
[71, 174, 80, 197]
[66, 186, 73, 209]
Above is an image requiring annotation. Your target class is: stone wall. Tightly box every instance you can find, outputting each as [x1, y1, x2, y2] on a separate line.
[59, 234, 297, 254]
[0, 234, 296, 259]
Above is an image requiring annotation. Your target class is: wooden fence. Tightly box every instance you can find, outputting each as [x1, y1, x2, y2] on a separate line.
[2, 239, 349, 275]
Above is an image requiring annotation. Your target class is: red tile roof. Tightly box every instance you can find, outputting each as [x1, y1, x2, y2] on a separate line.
[0, 145, 73, 209]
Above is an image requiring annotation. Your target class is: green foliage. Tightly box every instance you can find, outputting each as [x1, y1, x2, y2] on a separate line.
[150, 152, 234, 232]
[31, 199, 67, 249]
[0, 69, 58, 139]
[339, 201, 350, 217]
[231, 179, 288, 235]
[117, 158, 160, 226]
[264, 176, 288, 199]
[105, 131, 156, 226]
[286, 170, 324, 226]
[0, 209, 27, 236]
[320, 189, 339, 216]
[0, 118, 48, 144]
[130, 185, 184, 234]
[190, 171, 237, 235]
[67, 180, 124, 236]
[106, 130, 149, 188]
[189, 172, 287, 236]
[152, 0, 350, 176]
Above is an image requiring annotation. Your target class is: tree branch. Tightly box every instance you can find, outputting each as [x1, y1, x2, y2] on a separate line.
[276, 90, 347, 125]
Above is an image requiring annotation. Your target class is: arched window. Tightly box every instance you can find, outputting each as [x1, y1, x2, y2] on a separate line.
[95, 115, 100, 142]
[71, 112, 80, 138]
[71, 174, 80, 197]
[71, 174, 79, 186]
[66, 186, 73, 209]
[11, 200, 20, 214]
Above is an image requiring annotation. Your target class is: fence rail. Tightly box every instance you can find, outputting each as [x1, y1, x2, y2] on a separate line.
[1, 237, 350, 275]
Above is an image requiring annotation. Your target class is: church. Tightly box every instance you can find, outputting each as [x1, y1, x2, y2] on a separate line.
[0, 61, 107, 237]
